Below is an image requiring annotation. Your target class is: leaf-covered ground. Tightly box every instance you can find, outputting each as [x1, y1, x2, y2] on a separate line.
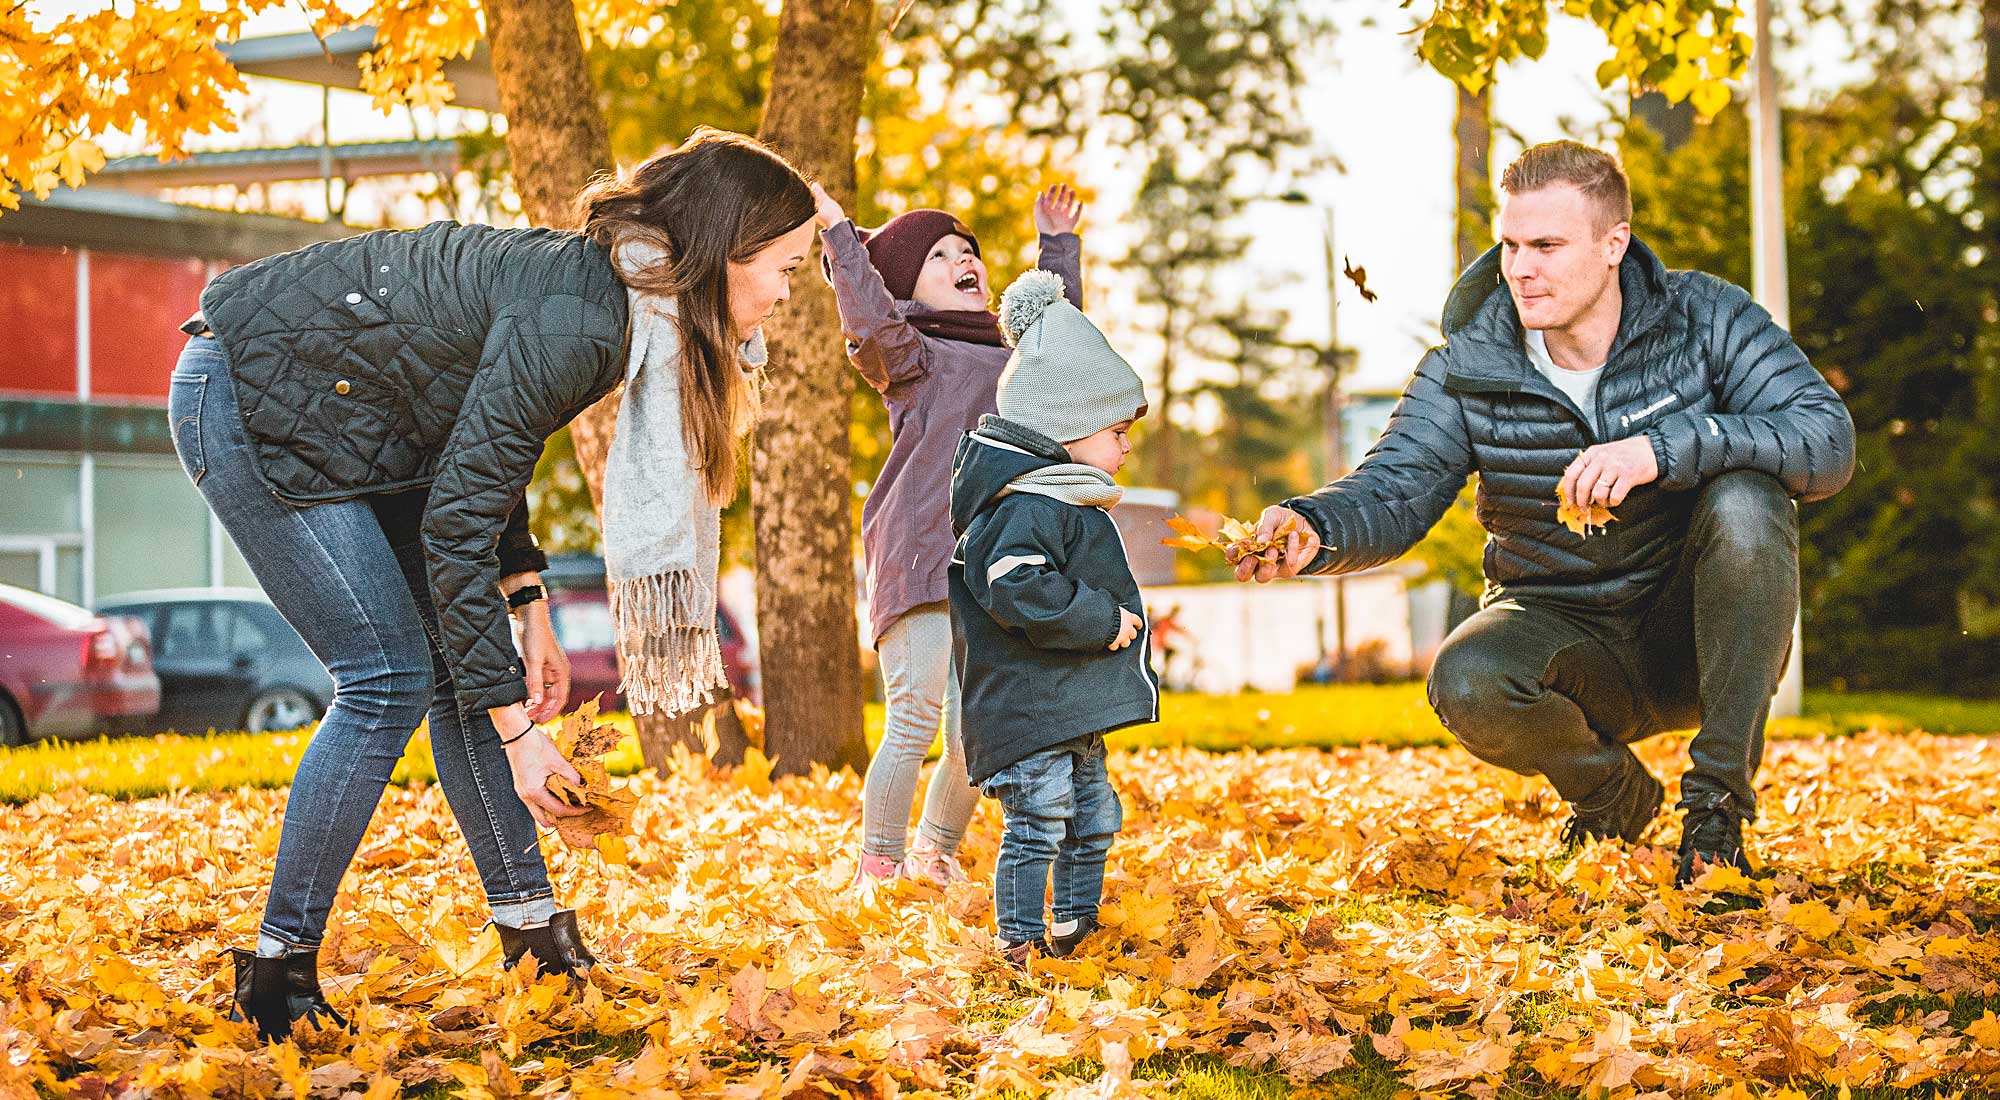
[7, 686, 1996, 805]
[6, 732, 2000, 1099]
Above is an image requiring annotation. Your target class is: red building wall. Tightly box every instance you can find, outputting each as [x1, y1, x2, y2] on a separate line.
[89, 253, 209, 405]
[0, 244, 209, 405]
[0, 242, 79, 399]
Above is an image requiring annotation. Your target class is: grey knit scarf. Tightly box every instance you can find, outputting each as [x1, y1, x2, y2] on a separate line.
[973, 418, 1126, 509]
[602, 241, 765, 717]
[1003, 464, 1123, 509]
[995, 453, 1124, 509]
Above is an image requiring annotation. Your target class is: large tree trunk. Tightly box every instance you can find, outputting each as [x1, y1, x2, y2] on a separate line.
[748, 0, 875, 778]
[484, 0, 610, 227]
[1986, 0, 2000, 103]
[487, 0, 732, 772]
[634, 685, 754, 766]
[1454, 83, 1494, 271]
[485, 0, 617, 513]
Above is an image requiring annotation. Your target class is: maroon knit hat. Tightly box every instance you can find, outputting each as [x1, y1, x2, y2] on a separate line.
[853, 209, 981, 301]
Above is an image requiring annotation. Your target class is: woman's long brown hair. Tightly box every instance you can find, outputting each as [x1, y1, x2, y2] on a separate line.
[578, 128, 814, 505]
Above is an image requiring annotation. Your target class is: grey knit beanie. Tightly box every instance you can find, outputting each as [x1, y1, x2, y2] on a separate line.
[994, 271, 1149, 444]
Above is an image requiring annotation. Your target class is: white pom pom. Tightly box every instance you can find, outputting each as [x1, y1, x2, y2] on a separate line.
[998, 269, 1066, 348]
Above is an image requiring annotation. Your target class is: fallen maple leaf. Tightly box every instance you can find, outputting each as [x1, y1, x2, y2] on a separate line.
[1555, 487, 1616, 538]
[543, 698, 639, 850]
[13, 701, 2000, 1099]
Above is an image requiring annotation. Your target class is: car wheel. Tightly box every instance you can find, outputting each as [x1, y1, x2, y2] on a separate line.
[244, 687, 320, 734]
[0, 692, 23, 747]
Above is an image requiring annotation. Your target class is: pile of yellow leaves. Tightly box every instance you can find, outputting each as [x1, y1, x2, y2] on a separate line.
[542, 702, 638, 851]
[7, 731, 2000, 1098]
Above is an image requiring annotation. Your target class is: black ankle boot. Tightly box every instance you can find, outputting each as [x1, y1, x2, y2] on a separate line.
[495, 909, 597, 977]
[228, 948, 347, 1043]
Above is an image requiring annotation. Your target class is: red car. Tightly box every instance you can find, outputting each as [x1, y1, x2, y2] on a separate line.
[541, 555, 759, 712]
[0, 583, 161, 746]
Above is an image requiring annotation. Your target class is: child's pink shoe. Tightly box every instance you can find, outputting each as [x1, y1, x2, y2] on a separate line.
[852, 853, 900, 887]
[900, 837, 967, 885]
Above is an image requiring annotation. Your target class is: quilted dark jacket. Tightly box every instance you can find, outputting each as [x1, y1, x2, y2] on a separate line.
[198, 221, 629, 712]
[1286, 238, 1855, 610]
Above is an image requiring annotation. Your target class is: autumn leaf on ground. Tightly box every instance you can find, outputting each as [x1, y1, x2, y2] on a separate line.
[10, 723, 2000, 1097]
[1555, 487, 1616, 538]
[544, 698, 638, 850]
[1343, 256, 1378, 302]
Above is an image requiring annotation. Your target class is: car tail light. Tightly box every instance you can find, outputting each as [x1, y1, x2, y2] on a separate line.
[112, 615, 152, 669]
[81, 621, 121, 675]
[125, 629, 152, 669]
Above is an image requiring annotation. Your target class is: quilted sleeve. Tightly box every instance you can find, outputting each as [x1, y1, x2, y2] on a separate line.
[1283, 348, 1475, 575]
[423, 296, 620, 713]
[1644, 279, 1856, 502]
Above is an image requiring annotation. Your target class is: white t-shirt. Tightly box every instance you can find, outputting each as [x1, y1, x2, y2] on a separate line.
[1524, 328, 1605, 414]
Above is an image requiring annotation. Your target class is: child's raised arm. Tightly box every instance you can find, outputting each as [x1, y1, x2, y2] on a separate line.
[1033, 184, 1086, 310]
[813, 183, 932, 395]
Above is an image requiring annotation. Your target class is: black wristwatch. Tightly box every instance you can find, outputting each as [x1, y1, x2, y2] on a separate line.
[506, 584, 546, 616]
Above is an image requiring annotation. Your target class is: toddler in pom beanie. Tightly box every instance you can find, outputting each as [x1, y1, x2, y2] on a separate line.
[809, 182, 1091, 891]
[946, 269, 1158, 966]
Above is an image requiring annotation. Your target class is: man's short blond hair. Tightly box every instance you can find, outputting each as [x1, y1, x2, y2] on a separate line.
[1500, 141, 1633, 231]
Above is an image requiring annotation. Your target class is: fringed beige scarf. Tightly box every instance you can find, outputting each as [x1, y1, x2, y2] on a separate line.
[603, 242, 765, 717]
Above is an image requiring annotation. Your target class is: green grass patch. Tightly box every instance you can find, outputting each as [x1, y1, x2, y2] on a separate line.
[1140, 1053, 1296, 1100]
[1124, 684, 1456, 752]
[1782, 690, 2000, 736]
[1855, 990, 2000, 1031]
[4, 684, 1996, 805]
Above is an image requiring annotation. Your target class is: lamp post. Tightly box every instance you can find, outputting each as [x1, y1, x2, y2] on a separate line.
[1749, 0, 1804, 719]
[1276, 190, 1349, 674]
[1279, 190, 1346, 480]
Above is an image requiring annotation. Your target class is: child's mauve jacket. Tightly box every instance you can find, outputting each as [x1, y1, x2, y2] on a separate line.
[822, 221, 1081, 646]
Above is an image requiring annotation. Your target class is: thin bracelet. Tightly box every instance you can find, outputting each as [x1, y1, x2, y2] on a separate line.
[499, 717, 536, 746]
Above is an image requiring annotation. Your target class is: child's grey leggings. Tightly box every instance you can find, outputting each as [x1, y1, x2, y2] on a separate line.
[861, 603, 981, 859]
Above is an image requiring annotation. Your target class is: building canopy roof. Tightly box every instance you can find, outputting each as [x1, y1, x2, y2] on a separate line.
[219, 27, 501, 112]
[96, 140, 463, 190]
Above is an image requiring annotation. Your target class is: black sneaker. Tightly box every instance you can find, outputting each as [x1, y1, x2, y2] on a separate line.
[1047, 916, 1100, 958]
[1556, 813, 1620, 855]
[1676, 805, 1752, 887]
[997, 938, 1043, 968]
[1555, 766, 1664, 856]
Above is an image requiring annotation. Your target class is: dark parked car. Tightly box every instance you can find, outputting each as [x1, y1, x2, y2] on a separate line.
[95, 589, 333, 735]
[0, 583, 160, 746]
[542, 554, 760, 710]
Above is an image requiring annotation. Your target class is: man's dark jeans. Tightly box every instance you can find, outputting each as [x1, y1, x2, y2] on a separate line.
[1427, 471, 1798, 821]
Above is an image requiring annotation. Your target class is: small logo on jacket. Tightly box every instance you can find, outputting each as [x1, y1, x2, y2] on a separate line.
[1619, 394, 1679, 429]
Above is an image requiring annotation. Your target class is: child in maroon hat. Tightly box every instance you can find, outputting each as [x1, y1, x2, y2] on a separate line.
[811, 180, 1087, 890]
